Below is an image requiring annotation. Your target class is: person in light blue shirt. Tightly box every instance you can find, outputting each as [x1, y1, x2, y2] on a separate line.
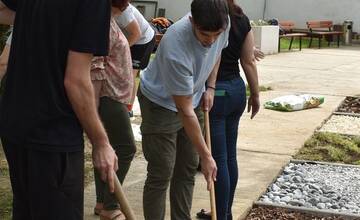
[138, 0, 230, 219]
[140, 14, 229, 112]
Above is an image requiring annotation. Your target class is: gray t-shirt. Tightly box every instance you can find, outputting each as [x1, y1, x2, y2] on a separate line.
[140, 13, 229, 112]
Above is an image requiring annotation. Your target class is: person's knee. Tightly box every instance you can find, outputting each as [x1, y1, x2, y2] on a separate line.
[173, 156, 199, 183]
[147, 159, 175, 189]
[114, 144, 136, 162]
[145, 169, 174, 191]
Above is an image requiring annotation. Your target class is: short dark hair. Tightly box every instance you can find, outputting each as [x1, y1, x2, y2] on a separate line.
[112, 0, 129, 11]
[191, 0, 229, 31]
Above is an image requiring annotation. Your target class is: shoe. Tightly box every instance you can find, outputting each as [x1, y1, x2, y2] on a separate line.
[94, 207, 102, 216]
[94, 203, 103, 216]
[196, 209, 211, 219]
[100, 209, 126, 220]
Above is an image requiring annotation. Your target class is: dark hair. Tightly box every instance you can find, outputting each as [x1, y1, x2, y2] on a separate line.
[191, 0, 229, 31]
[112, 0, 129, 10]
[226, 0, 244, 33]
[227, 0, 244, 17]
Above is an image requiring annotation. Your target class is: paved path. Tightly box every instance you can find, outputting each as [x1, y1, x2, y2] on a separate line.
[84, 46, 360, 220]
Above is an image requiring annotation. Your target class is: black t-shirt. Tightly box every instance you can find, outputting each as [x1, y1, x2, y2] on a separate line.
[217, 14, 251, 81]
[0, 0, 110, 152]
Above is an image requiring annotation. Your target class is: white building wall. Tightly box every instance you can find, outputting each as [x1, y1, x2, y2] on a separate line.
[158, 0, 192, 21]
[263, 0, 360, 33]
[237, 0, 265, 21]
[135, 0, 360, 33]
[133, 0, 191, 21]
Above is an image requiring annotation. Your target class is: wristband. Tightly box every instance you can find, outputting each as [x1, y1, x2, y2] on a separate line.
[207, 85, 216, 90]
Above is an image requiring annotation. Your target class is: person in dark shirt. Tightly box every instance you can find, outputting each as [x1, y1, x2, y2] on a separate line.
[197, 0, 261, 219]
[0, 0, 122, 219]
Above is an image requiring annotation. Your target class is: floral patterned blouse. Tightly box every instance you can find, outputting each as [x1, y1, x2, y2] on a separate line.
[91, 18, 133, 104]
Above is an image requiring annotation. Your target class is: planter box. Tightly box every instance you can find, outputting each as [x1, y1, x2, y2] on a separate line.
[253, 160, 360, 220]
[252, 25, 279, 55]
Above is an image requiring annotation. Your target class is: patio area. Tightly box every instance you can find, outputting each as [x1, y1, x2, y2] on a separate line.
[83, 45, 360, 220]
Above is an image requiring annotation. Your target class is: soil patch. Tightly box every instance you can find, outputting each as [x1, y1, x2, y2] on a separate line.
[246, 206, 346, 220]
[336, 96, 360, 114]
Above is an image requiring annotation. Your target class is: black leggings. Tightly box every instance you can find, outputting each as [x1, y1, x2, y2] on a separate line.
[94, 97, 136, 210]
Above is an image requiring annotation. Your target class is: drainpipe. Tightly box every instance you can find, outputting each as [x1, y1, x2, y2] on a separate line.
[262, 0, 267, 20]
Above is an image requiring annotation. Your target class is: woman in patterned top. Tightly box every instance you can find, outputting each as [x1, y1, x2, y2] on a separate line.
[91, 1, 135, 220]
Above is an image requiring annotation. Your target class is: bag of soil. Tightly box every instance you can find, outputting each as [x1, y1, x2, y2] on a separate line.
[264, 94, 324, 112]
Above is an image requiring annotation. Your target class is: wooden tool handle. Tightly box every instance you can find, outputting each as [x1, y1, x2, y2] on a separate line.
[204, 111, 217, 220]
[113, 171, 136, 220]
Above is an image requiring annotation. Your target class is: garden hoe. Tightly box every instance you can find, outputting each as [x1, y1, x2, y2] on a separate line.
[113, 171, 136, 220]
[204, 111, 217, 220]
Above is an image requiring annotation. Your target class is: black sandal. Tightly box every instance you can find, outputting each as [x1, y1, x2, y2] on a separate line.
[196, 209, 211, 219]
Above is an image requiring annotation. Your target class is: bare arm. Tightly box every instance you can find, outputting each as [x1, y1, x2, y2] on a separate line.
[124, 20, 141, 46]
[0, 1, 15, 25]
[0, 44, 10, 80]
[202, 56, 221, 111]
[64, 51, 118, 192]
[240, 30, 260, 119]
[173, 95, 217, 190]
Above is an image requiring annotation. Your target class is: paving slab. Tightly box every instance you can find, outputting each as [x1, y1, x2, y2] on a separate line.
[84, 46, 360, 220]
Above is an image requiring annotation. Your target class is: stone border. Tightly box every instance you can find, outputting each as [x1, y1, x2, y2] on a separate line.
[248, 160, 360, 220]
[290, 159, 360, 169]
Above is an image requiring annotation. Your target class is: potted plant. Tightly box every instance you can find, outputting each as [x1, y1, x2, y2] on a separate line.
[251, 20, 279, 55]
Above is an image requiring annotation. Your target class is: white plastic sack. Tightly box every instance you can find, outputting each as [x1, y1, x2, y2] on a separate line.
[264, 94, 324, 112]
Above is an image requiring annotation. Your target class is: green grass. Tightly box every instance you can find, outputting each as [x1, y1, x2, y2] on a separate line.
[246, 85, 272, 97]
[294, 132, 360, 165]
[279, 37, 340, 51]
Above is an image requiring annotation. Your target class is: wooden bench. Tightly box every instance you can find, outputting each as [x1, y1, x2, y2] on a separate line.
[278, 21, 308, 52]
[305, 20, 343, 48]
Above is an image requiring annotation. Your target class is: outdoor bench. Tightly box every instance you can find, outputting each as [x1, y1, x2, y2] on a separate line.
[278, 21, 308, 52]
[304, 20, 343, 48]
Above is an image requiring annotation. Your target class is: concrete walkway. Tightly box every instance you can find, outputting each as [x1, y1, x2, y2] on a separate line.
[84, 46, 360, 220]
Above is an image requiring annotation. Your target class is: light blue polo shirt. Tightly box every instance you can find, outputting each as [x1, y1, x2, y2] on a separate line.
[140, 13, 229, 112]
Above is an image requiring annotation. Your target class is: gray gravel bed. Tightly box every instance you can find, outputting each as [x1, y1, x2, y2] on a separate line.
[319, 115, 360, 136]
[260, 162, 360, 215]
